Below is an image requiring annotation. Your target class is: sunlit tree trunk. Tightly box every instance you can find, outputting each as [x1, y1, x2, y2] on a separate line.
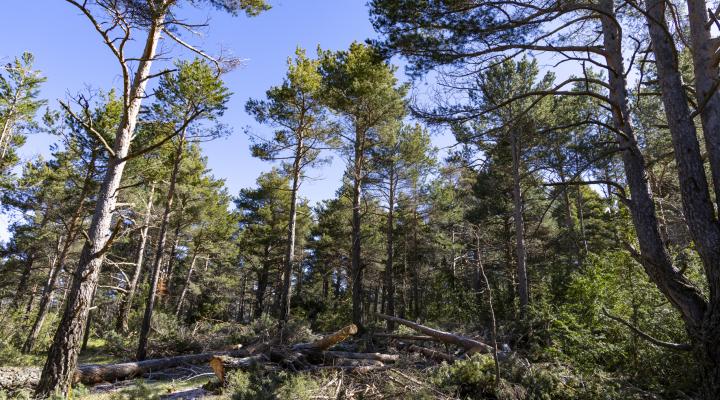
[36, 14, 164, 395]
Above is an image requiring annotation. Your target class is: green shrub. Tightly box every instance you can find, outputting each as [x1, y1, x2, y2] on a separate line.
[434, 354, 497, 398]
[107, 380, 161, 400]
[275, 374, 319, 400]
[225, 370, 260, 400]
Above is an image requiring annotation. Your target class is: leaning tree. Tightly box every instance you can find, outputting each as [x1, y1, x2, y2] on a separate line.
[36, 0, 268, 396]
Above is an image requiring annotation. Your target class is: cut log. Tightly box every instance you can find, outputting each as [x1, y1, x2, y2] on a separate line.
[209, 354, 268, 384]
[0, 349, 248, 391]
[326, 359, 383, 367]
[292, 324, 358, 351]
[407, 344, 456, 363]
[373, 333, 436, 341]
[375, 313, 492, 354]
[324, 351, 399, 363]
[310, 364, 389, 373]
[0, 367, 40, 393]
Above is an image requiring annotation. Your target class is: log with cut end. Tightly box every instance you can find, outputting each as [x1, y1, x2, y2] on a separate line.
[0, 349, 248, 391]
[292, 324, 358, 351]
[407, 344, 456, 363]
[210, 354, 268, 384]
[376, 313, 492, 354]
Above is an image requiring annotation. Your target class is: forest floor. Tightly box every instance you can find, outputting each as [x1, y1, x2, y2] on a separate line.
[2, 315, 642, 399]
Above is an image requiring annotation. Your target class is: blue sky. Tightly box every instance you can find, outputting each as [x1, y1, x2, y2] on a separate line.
[0, 0, 394, 207]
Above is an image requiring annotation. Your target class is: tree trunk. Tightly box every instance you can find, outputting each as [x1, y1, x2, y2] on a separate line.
[116, 185, 155, 333]
[24, 150, 98, 353]
[254, 245, 271, 319]
[81, 286, 98, 353]
[510, 130, 529, 315]
[280, 140, 302, 325]
[596, 0, 706, 329]
[686, 0, 720, 208]
[643, 2, 720, 398]
[385, 167, 396, 331]
[9, 255, 34, 312]
[23, 252, 60, 354]
[137, 131, 184, 361]
[35, 15, 164, 396]
[351, 129, 365, 330]
[175, 252, 198, 318]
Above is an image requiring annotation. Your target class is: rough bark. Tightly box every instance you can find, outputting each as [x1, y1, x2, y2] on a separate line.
[116, 185, 155, 333]
[35, 12, 165, 397]
[137, 131, 185, 360]
[375, 313, 492, 354]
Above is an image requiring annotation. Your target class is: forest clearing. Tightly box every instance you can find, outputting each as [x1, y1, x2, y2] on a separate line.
[1, 0, 720, 399]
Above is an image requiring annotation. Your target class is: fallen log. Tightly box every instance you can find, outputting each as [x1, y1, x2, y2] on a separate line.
[310, 364, 389, 373]
[0, 367, 40, 393]
[324, 351, 399, 363]
[376, 313, 492, 354]
[0, 349, 249, 392]
[292, 324, 358, 351]
[329, 359, 383, 368]
[373, 333, 436, 341]
[209, 354, 268, 384]
[407, 344, 456, 363]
